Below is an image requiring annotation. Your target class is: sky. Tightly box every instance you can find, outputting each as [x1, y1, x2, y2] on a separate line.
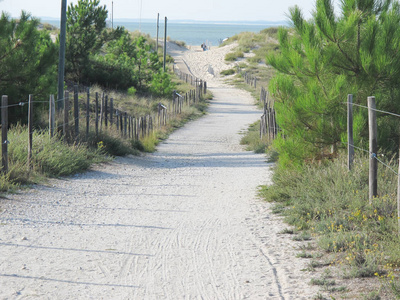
[0, 0, 316, 22]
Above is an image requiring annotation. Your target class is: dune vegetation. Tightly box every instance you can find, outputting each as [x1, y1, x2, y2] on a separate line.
[0, 0, 210, 192]
[232, 0, 400, 297]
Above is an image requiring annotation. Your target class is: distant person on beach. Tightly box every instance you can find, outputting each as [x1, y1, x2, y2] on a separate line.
[201, 43, 207, 51]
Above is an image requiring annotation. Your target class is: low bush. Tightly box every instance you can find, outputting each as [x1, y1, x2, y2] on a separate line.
[224, 51, 244, 62]
[260, 152, 400, 286]
[220, 69, 235, 76]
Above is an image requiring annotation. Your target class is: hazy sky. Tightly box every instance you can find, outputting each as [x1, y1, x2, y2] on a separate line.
[0, 0, 316, 22]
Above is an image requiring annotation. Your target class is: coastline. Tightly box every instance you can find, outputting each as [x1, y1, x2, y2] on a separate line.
[42, 19, 276, 47]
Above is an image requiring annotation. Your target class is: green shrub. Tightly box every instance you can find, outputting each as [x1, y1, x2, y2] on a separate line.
[225, 52, 238, 61]
[127, 87, 136, 96]
[220, 69, 235, 76]
[150, 72, 175, 97]
[260, 152, 400, 280]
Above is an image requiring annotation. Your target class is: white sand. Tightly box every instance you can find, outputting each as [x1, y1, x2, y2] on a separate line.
[0, 43, 320, 299]
[167, 41, 238, 84]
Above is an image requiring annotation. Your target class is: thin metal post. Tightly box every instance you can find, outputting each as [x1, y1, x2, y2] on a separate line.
[156, 13, 159, 53]
[57, 0, 67, 111]
[163, 17, 167, 72]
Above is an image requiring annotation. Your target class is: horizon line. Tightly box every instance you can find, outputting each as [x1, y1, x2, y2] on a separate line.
[37, 16, 287, 24]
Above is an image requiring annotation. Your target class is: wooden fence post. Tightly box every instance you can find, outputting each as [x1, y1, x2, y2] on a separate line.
[124, 113, 128, 138]
[74, 85, 79, 139]
[49, 95, 55, 138]
[105, 95, 108, 127]
[1, 95, 8, 173]
[95, 92, 99, 137]
[398, 139, 400, 234]
[119, 112, 123, 136]
[86, 88, 90, 140]
[27, 94, 33, 171]
[110, 98, 114, 127]
[368, 96, 378, 202]
[116, 110, 119, 131]
[63, 91, 69, 139]
[347, 94, 354, 171]
[133, 117, 137, 139]
[100, 92, 104, 132]
[128, 116, 131, 139]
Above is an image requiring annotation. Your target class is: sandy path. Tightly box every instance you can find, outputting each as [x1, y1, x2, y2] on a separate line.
[0, 44, 318, 299]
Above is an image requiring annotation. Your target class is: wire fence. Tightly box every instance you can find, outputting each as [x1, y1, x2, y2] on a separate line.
[1, 75, 207, 174]
[234, 64, 400, 230]
[235, 67, 278, 140]
[346, 95, 400, 178]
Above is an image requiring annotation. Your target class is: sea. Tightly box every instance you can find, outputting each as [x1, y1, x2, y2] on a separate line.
[42, 19, 284, 47]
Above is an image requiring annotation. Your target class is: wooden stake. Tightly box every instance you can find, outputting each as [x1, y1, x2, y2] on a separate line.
[368, 96, 378, 202]
[110, 98, 114, 127]
[27, 95, 33, 171]
[74, 85, 79, 139]
[63, 91, 69, 139]
[86, 88, 90, 139]
[1, 95, 8, 173]
[105, 95, 108, 127]
[347, 94, 354, 170]
[398, 138, 400, 234]
[95, 92, 99, 137]
[49, 95, 55, 138]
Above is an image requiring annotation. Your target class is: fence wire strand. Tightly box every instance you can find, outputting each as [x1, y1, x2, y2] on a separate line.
[348, 142, 399, 176]
[344, 102, 400, 118]
[345, 101, 400, 176]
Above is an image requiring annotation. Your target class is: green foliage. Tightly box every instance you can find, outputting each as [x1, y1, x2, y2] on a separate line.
[7, 125, 106, 180]
[268, 0, 400, 167]
[225, 51, 244, 62]
[220, 68, 235, 76]
[66, 0, 109, 83]
[260, 152, 400, 285]
[66, 9, 172, 94]
[86, 131, 139, 157]
[0, 11, 57, 123]
[127, 87, 136, 96]
[149, 72, 175, 97]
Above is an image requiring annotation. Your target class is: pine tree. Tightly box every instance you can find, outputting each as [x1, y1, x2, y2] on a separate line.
[0, 11, 57, 123]
[65, 0, 108, 83]
[268, 0, 400, 167]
